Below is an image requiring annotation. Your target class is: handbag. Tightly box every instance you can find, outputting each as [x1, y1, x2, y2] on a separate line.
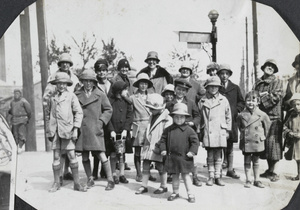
[114, 136, 126, 154]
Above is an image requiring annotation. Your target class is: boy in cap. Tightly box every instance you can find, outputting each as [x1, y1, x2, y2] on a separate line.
[217, 64, 245, 179]
[137, 51, 173, 94]
[135, 93, 172, 195]
[166, 78, 201, 186]
[283, 93, 300, 181]
[158, 103, 199, 203]
[45, 72, 86, 192]
[8, 89, 31, 153]
[198, 76, 232, 186]
[94, 58, 112, 95]
[178, 61, 206, 103]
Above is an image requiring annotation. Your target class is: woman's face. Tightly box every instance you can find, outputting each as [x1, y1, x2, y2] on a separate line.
[82, 79, 94, 91]
[180, 68, 191, 78]
[60, 62, 71, 72]
[173, 114, 186, 125]
[206, 86, 219, 95]
[96, 69, 108, 79]
[119, 67, 129, 76]
[138, 81, 149, 92]
[263, 64, 275, 76]
[147, 59, 158, 69]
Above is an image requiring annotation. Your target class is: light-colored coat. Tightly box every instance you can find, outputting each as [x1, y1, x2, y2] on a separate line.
[237, 107, 271, 153]
[75, 87, 113, 151]
[46, 91, 83, 139]
[198, 93, 232, 148]
[141, 109, 172, 162]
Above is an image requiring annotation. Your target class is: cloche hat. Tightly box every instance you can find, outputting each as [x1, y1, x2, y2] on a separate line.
[161, 84, 175, 97]
[94, 58, 108, 72]
[174, 78, 192, 89]
[57, 53, 73, 67]
[117, 59, 131, 71]
[204, 76, 222, 88]
[50, 72, 73, 86]
[144, 93, 165, 110]
[206, 62, 220, 74]
[79, 69, 97, 82]
[144, 51, 160, 63]
[217, 64, 233, 76]
[260, 59, 278, 73]
[289, 93, 300, 105]
[133, 73, 153, 88]
[170, 103, 190, 117]
[179, 61, 193, 74]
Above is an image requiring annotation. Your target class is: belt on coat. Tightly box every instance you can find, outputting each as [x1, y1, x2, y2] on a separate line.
[168, 152, 182, 156]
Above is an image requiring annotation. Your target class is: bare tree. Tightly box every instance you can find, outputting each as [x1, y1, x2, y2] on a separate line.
[47, 35, 71, 67]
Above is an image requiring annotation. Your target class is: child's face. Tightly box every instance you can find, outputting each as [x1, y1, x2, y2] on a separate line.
[13, 92, 21, 100]
[96, 69, 108, 79]
[206, 85, 219, 95]
[138, 81, 149, 92]
[60, 62, 71, 72]
[245, 97, 258, 111]
[263, 64, 275, 76]
[164, 91, 174, 102]
[207, 69, 218, 76]
[180, 68, 191, 78]
[175, 86, 188, 99]
[120, 88, 128, 97]
[218, 70, 230, 83]
[292, 100, 300, 113]
[119, 67, 129, 76]
[173, 114, 186, 125]
[56, 82, 68, 93]
[82, 79, 94, 91]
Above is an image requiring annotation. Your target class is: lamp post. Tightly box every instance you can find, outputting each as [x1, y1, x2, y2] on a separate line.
[208, 10, 219, 62]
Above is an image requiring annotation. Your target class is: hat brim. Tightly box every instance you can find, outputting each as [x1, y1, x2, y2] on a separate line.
[58, 61, 73, 67]
[175, 84, 191, 89]
[170, 111, 191, 117]
[144, 58, 160, 63]
[133, 79, 153, 88]
[260, 63, 278, 73]
[204, 83, 222, 88]
[145, 103, 165, 110]
[161, 90, 174, 97]
[80, 77, 98, 82]
[179, 68, 193, 74]
[50, 79, 73, 86]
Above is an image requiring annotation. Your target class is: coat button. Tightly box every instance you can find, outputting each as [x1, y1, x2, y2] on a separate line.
[120, 109, 123, 112]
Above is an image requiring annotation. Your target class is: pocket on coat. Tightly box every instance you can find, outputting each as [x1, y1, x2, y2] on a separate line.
[220, 123, 227, 136]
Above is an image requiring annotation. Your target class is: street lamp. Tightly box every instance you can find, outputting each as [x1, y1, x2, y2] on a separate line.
[208, 10, 219, 62]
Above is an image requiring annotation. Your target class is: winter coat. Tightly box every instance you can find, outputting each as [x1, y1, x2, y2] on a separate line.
[237, 107, 271, 153]
[141, 109, 173, 162]
[219, 80, 245, 143]
[106, 95, 134, 154]
[137, 65, 173, 94]
[283, 73, 300, 112]
[283, 111, 300, 160]
[45, 91, 83, 139]
[110, 73, 135, 96]
[9, 98, 31, 125]
[128, 91, 151, 146]
[166, 97, 200, 130]
[75, 87, 112, 152]
[158, 124, 199, 173]
[198, 93, 232, 148]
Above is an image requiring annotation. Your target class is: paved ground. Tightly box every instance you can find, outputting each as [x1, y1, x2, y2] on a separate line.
[15, 130, 299, 210]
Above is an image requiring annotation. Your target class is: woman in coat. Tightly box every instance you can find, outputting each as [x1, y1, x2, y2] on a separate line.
[253, 59, 283, 182]
[75, 69, 115, 190]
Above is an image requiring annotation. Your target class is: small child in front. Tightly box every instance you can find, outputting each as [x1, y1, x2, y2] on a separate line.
[283, 93, 300, 181]
[237, 90, 271, 188]
[159, 103, 199, 203]
[45, 72, 87, 192]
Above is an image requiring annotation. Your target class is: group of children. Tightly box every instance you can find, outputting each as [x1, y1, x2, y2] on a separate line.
[44, 52, 300, 203]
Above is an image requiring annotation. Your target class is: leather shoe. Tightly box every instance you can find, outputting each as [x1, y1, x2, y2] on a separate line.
[192, 177, 202, 187]
[167, 193, 179, 201]
[188, 194, 196, 203]
[105, 181, 115, 191]
[153, 186, 168, 194]
[63, 172, 73, 180]
[87, 177, 95, 188]
[49, 182, 60, 193]
[270, 173, 280, 182]
[206, 178, 214, 186]
[291, 175, 299, 181]
[260, 170, 271, 178]
[135, 186, 148, 194]
[226, 169, 240, 179]
[254, 180, 265, 188]
[215, 178, 225, 186]
[74, 183, 88, 192]
[244, 180, 251, 188]
[119, 175, 129, 184]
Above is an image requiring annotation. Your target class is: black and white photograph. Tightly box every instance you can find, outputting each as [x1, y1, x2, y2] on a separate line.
[0, 0, 299, 209]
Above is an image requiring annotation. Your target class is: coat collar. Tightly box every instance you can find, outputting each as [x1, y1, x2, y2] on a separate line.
[240, 108, 262, 126]
[200, 93, 223, 109]
[76, 87, 102, 107]
[220, 80, 235, 93]
[255, 74, 276, 86]
[53, 91, 69, 103]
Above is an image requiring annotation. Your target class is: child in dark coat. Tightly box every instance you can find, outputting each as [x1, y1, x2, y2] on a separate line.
[159, 103, 199, 203]
[107, 81, 133, 184]
[237, 91, 271, 188]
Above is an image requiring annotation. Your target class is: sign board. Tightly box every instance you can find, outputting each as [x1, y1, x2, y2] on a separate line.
[179, 31, 211, 43]
[187, 43, 202, 49]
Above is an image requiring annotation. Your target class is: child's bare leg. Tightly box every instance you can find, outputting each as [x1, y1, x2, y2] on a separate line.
[141, 160, 150, 187]
[49, 149, 61, 192]
[172, 174, 180, 194]
[253, 154, 264, 188]
[182, 173, 193, 195]
[134, 147, 142, 181]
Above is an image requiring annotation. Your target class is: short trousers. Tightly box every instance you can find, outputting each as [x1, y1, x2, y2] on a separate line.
[52, 132, 75, 152]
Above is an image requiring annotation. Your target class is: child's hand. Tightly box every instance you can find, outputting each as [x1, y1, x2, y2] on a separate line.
[186, 121, 194, 127]
[48, 136, 54, 142]
[121, 130, 127, 139]
[186, 151, 195, 158]
[71, 128, 78, 141]
[111, 131, 116, 141]
[161, 151, 167, 156]
[226, 131, 230, 139]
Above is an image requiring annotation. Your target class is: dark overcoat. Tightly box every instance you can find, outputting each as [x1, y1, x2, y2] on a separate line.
[75, 87, 112, 152]
[110, 73, 135, 96]
[219, 80, 245, 143]
[237, 107, 271, 153]
[159, 124, 199, 174]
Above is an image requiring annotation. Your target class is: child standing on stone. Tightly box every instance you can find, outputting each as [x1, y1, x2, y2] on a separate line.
[237, 91, 271, 188]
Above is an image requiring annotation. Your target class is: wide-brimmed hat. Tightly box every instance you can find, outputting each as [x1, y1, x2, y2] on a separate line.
[179, 61, 193, 74]
[161, 84, 175, 97]
[94, 58, 108, 72]
[50, 72, 73, 86]
[292, 54, 300, 68]
[217, 64, 233, 76]
[289, 93, 300, 105]
[174, 78, 192, 89]
[170, 103, 190, 117]
[144, 93, 165, 110]
[144, 51, 160, 63]
[260, 59, 278, 73]
[204, 76, 222, 88]
[133, 73, 153, 88]
[117, 59, 131, 71]
[79, 69, 98, 82]
[206, 62, 219, 74]
[57, 53, 73, 67]
[112, 80, 128, 95]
